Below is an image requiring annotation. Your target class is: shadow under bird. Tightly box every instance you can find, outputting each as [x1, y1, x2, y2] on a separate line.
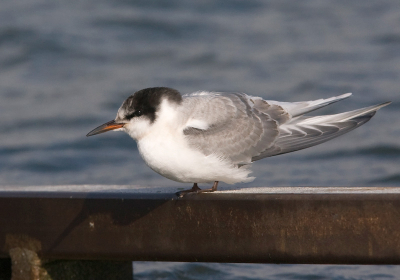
[87, 87, 390, 196]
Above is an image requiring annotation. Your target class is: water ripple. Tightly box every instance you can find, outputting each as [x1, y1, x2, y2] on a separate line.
[307, 145, 400, 160]
[370, 174, 400, 184]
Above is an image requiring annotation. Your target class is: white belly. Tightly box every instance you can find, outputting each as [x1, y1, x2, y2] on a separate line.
[136, 130, 253, 184]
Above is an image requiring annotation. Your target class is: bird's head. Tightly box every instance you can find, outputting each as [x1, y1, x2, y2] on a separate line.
[86, 87, 182, 140]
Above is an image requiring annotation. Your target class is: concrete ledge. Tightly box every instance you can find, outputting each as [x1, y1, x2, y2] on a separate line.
[1, 186, 400, 265]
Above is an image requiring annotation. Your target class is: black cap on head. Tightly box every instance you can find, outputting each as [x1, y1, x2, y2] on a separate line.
[121, 87, 182, 123]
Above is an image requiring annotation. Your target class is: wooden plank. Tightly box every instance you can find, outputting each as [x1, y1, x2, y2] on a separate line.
[1, 186, 400, 264]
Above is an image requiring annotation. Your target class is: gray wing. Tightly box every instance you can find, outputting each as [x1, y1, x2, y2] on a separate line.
[182, 92, 288, 164]
[252, 102, 391, 160]
[183, 92, 390, 164]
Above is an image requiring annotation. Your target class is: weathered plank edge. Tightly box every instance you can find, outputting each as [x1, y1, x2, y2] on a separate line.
[1, 186, 400, 265]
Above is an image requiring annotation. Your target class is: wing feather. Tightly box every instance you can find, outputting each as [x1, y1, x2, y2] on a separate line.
[181, 91, 390, 165]
[252, 102, 390, 160]
[182, 93, 280, 164]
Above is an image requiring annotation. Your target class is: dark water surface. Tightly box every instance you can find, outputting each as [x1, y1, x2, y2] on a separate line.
[1, 0, 399, 278]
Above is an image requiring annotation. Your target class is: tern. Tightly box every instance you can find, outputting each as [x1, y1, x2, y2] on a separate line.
[87, 87, 390, 195]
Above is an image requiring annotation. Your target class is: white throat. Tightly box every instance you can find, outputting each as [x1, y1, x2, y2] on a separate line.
[123, 98, 182, 141]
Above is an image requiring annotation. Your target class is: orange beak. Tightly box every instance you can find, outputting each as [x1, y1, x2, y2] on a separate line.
[86, 120, 125, 137]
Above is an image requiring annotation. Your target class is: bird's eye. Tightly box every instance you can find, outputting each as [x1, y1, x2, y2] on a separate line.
[126, 110, 143, 120]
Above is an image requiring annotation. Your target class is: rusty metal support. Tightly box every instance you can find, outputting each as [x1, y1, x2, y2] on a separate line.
[0, 185, 400, 277]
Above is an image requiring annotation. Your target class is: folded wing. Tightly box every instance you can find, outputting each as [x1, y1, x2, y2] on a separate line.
[182, 91, 390, 164]
[182, 92, 280, 164]
[252, 101, 391, 160]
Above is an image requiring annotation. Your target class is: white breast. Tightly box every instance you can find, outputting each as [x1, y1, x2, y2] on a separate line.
[134, 99, 254, 184]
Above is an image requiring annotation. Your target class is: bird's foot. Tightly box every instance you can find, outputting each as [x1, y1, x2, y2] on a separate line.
[176, 181, 219, 197]
[176, 183, 201, 197]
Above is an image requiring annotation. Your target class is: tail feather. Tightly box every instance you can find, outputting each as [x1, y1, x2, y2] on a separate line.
[252, 101, 391, 161]
[295, 102, 391, 125]
[267, 93, 352, 117]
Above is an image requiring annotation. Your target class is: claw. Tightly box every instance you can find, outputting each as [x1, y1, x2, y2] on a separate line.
[176, 181, 219, 197]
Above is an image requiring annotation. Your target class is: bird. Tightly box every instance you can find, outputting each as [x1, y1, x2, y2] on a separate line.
[86, 87, 390, 196]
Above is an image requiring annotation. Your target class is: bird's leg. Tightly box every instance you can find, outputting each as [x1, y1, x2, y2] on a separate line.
[191, 183, 202, 192]
[176, 181, 219, 197]
[196, 181, 219, 193]
[176, 183, 202, 197]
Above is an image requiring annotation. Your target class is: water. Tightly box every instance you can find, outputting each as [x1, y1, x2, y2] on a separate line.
[133, 263, 400, 280]
[1, 0, 399, 278]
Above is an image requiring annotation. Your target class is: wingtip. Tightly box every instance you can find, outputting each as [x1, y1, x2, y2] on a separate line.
[340, 92, 352, 98]
[346, 101, 392, 120]
[376, 101, 391, 109]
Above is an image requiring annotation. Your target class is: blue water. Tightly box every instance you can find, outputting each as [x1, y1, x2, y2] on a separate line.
[1, 0, 399, 278]
[133, 263, 400, 280]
